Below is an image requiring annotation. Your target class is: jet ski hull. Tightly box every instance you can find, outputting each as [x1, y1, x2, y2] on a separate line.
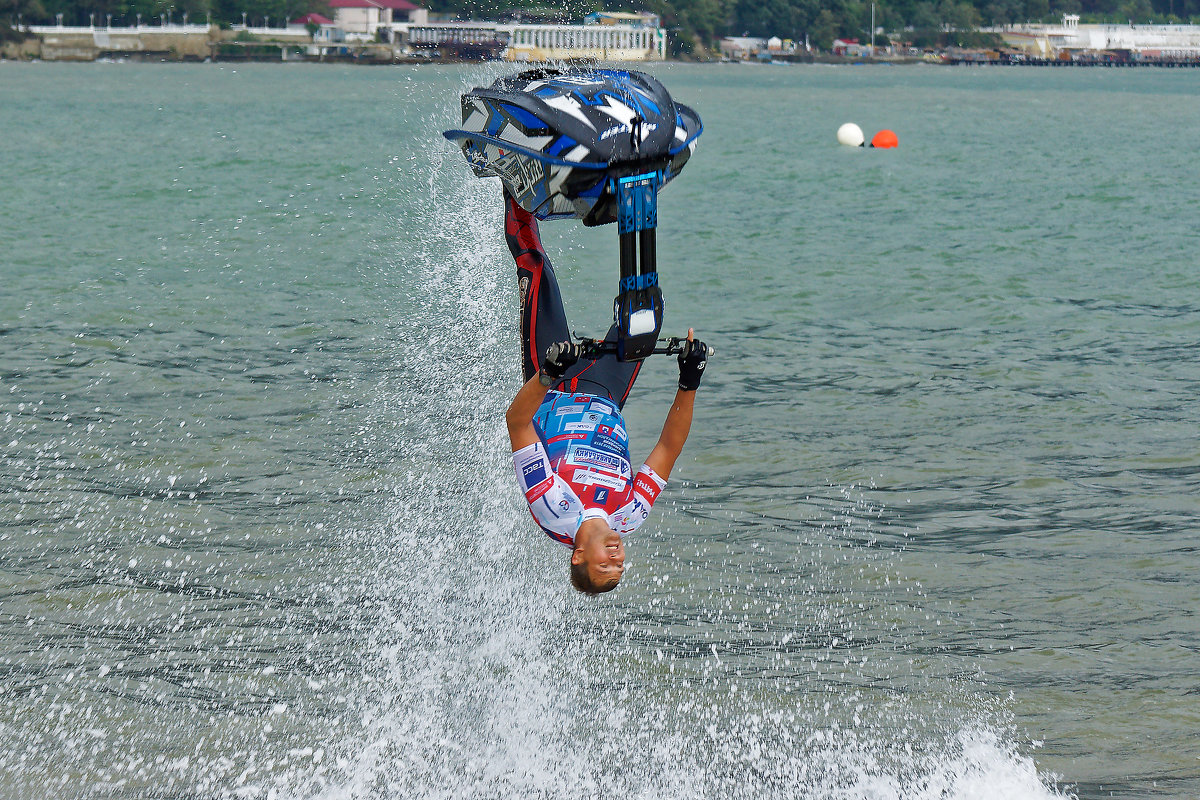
[443, 68, 702, 226]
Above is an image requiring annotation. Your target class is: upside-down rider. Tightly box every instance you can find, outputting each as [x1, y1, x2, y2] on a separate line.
[503, 193, 708, 595]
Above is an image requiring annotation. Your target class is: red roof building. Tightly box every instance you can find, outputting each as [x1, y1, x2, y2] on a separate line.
[327, 0, 425, 34]
[328, 0, 417, 10]
[291, 12, 334, 25]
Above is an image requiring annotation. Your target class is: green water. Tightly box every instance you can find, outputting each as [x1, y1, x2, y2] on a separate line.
[1, 61, 1198, 799]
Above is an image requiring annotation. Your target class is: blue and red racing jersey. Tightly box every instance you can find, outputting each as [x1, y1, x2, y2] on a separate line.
[512, 391, 665, 547]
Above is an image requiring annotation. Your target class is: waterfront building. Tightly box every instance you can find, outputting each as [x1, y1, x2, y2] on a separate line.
[993, 14, 1200, 57]
[503, 23, 665, 61]
[719, 36, 768, 59]
[583, 11, 660, 28]
[396, 20, 666, 61]
[17, 9, 666, 62]
[292, 14, 345, 44]
[831, 38, 873, 56]
[329, 0, 426, 36]
[406, 22, 509, 59]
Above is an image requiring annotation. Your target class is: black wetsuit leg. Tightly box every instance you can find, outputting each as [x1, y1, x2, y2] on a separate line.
[505, 192, 570, 383]
[504, 194, 641, 408]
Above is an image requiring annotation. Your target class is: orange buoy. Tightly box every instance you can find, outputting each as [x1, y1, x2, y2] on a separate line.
[870, 129, 898, 149]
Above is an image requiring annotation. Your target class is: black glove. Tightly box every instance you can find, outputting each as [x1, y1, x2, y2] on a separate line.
[678, 339, 708, 391]
[540, 341, 579, 385]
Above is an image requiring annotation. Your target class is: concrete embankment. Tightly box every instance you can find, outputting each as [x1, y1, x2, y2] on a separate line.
[1, 38, 43, 60]
[2, 25, 343, 62]
[6, 26, 218, 61]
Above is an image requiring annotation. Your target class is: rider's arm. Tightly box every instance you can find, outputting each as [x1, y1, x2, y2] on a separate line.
[506, 373, 552, 451]
[508, 342, 578, 451]
[613, 464, 667, 536]
[643, 330, 705, 480]
[642, 388, 696, 481]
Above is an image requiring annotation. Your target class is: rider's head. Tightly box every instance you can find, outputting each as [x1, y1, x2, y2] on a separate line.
[570, 517, 625, 595]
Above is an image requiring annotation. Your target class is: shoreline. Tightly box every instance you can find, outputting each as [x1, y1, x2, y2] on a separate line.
[4, 37, 1199, 67]
[6, 55, 1200, 68]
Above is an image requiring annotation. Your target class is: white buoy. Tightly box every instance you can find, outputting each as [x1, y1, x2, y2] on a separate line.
[837, 123, 864, 147]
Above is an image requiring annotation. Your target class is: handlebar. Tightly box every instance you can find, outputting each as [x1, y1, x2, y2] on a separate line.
[572, 335, 716, 360]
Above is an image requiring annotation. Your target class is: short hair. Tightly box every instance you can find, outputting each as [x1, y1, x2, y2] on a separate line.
[570, 560, 620, 595]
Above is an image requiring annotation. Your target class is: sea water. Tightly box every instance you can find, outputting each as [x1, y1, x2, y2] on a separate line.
[1, 61, 1197, 799]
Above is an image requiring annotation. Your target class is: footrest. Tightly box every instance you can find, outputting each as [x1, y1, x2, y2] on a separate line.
[614, 172, 663, 361]
[617, 173, 659, 235]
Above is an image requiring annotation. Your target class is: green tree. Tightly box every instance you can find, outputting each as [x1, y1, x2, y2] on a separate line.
[1118, 0, 1153, 18]
[1022, 0, 1050, 20]
[982, 0, 1021, 25]
[734, 0, 809, 36]
[811, 7, 837, 46]
[1, 0, 46, 37]
[1051, 0, 1081, 14]
[942, 0, 982, 26]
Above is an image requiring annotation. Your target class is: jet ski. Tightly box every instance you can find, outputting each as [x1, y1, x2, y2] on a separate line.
[443, 68, 703, 361]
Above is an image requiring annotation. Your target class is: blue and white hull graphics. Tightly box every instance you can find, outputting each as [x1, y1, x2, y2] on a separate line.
[443, 68, 702, 226]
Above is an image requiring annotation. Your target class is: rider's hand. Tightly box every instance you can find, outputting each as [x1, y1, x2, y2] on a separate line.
[678, 329, 707, 391]
[541, 341, 579, 384]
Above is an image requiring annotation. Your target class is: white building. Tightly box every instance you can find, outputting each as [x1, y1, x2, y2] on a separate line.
[504, 23, 664, 61]
[291, 13, 345, 42]
[583, 11, 660, 28]
[719, 36, 767, 59]
[831, 38, 872, 56]
[994, 14, 1200, 57]
[328, 0, 426, 36]
[394, 20, 666, 60]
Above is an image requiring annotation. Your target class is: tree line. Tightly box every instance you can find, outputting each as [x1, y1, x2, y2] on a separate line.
[2, 0, 326, 32]
[4, 0, 1198, 48]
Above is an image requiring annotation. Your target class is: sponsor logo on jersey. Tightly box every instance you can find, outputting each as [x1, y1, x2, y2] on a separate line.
[548, 432, 588, 443]
[569, 470, 627, 491]
[591, 435, 628, 458]
[634, 474, 661, 501]
[569, 449, 621, 471]
[524, 477, 553, 503]
[592, 487, 609, 505]
[522, 460, 547, 487]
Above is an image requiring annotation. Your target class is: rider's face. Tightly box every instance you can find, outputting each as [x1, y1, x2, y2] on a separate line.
[580, 526, 625, 587]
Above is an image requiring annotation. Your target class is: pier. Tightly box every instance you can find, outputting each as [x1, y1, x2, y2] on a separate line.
[947, 53, 1200, 67]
